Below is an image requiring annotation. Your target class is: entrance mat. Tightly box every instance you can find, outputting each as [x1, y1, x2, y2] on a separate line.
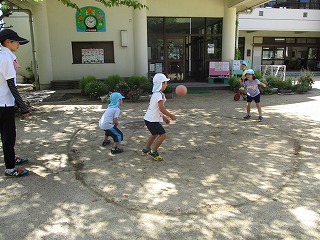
[187, 89, 210, 94]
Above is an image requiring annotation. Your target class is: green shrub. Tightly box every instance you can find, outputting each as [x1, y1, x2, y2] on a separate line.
[255, 71, 262, 80]
[127, 88, 144, 102]
[80, 75, 98, 93]
[163, 84, 173, 93]
[298, 68, 314, 90]
[127, 76, 142, 88]
[228, 76, 237, 87]
[85, 81, 109, 99]
[114, 80, 130, 98]
[127, 76, 152, 93]
[283, 78, 294, 90]
[104, 75, 123, 92]
[140, 79, 153, 93]
[233, 78, 240, 91]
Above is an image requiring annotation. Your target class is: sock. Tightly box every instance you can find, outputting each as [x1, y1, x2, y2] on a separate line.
[151, 149, 157, 153]
[5, 168, 16, 173]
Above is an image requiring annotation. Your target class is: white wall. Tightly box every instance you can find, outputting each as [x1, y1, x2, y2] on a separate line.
[41, 0, 135, 82]
[239, 8, 320, 32]
[239, 31, 320, 70]
[3, 12, 33, 78]
[147, 0, 224, 17]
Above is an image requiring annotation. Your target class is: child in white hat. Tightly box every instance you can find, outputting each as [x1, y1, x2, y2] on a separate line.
[142, 73, 176, 161]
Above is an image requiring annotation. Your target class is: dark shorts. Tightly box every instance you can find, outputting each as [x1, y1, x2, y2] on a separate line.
[247, 93, 261, 103]
[104, 127, 123, 142]
[144, 120, 166, 135]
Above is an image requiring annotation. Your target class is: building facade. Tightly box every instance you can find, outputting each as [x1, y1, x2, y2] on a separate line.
[4, 0, 311, 89]
[238, 0, 320, 73]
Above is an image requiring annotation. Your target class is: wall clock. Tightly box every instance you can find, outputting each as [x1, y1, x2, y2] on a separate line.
[84, 16, 97, 28]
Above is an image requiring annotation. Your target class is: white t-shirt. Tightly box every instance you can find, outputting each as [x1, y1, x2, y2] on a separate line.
[144, 92, 166, 122]
[0, 47, 17, 107]
[99, 107, 121, 130]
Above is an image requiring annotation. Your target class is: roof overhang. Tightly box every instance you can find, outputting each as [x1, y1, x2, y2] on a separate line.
[227, 0, 272, 13]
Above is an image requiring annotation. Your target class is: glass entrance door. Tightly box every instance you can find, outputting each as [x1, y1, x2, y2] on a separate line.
[166, 38, 184, 81]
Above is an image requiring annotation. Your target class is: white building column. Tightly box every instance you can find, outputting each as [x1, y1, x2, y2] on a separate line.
[222, 5, 237, 62]
[133, 0, 148, 77]
[32, 1, 53, 89]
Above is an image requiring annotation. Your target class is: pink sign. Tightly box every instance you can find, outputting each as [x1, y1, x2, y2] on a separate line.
[209, 61, 230, 77]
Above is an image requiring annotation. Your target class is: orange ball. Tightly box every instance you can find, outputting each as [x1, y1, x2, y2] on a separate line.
[175, 85, 187, 96]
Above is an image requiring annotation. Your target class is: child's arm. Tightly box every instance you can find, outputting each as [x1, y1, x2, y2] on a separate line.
[113, 117, 119, 127]
[260, 82, 267, 88]
[163, 116, 170, 124]
[239, 77, 245, 86]
[158, 100, 176, 120]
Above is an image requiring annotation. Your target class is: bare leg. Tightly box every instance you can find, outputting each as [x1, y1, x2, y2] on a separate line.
[145, 135, 157, 149]
[152, 133, 167, 151]
[246, 102, 251, 115]
[256, 102, 262, 116]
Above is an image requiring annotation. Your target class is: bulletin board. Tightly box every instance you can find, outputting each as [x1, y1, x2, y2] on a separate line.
[230, 60, 251, 76]
[209, 61, 230, 77]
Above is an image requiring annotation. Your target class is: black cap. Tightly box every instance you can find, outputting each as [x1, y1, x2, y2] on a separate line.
[0, 29, 29, 45]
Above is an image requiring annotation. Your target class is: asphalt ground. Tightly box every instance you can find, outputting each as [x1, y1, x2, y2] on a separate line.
[0, 77, 319, 240]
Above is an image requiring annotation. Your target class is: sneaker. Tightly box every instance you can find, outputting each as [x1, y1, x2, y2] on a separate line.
[258, 116, 264, 122]
[5, 167, 29, 177]
[111, 147, 123, 154]
[15, 156, 28, 165]
[243, 114, 251, 120]
[102, 140, 111, 146]
[142, 148, 150, 156]
[148, 150, 164, 161]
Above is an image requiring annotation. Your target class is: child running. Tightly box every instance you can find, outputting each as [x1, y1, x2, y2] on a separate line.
[142, 73, 176, 161]
[99, 92, 125, 154]
[241, 69, 267, 122]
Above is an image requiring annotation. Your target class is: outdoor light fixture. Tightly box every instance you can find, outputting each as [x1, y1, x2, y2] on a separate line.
[120, 30, 128, 47]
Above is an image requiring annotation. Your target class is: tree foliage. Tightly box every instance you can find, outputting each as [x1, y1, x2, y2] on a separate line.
[1, 0, 147, 22]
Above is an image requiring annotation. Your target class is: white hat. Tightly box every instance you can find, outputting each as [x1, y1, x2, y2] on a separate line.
[152, 73, 170, 92]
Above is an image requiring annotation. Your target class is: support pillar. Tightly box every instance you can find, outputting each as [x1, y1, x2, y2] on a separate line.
[133, 0, 148, 77]
[222, 5, 237, 62]
[33, 1, 53, 89]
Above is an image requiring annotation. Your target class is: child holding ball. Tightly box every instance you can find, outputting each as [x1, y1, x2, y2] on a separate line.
[142, 73, 176, 161]
[241, 69, 267, 122]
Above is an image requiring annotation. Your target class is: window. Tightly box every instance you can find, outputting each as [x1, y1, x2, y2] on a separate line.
[72, 42, 114, 64]
[262, 48, 274, 59]
[165, 18, 191, 34]
[286, 38, 295, 43]
[308, 48, 318, 59]
[297, 38, 307, 43]
[275, 38, 285, 43]
[275, 47, 285, 59]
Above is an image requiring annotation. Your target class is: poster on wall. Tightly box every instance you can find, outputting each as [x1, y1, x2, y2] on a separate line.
[81, 48, 104, 64]
[76, 6, 106, 32]
[207, 44, 215, 54]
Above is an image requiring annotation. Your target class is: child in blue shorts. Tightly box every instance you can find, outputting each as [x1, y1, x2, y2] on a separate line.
[242, 69, 267, 122]
[142, 73, 176, 161]
[99, 92, 125, 154]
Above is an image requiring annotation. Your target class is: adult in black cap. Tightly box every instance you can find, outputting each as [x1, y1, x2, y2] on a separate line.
[0, 29, 30, 177]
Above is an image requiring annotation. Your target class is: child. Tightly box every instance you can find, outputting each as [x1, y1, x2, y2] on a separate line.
[99, 92, 125, 154]
[239, 60, 248, 86]
[239, 61, 248, 99]
[142, 73, 176, 161]
[0, 29, 30, 177]
[242, 69, 267, 122]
